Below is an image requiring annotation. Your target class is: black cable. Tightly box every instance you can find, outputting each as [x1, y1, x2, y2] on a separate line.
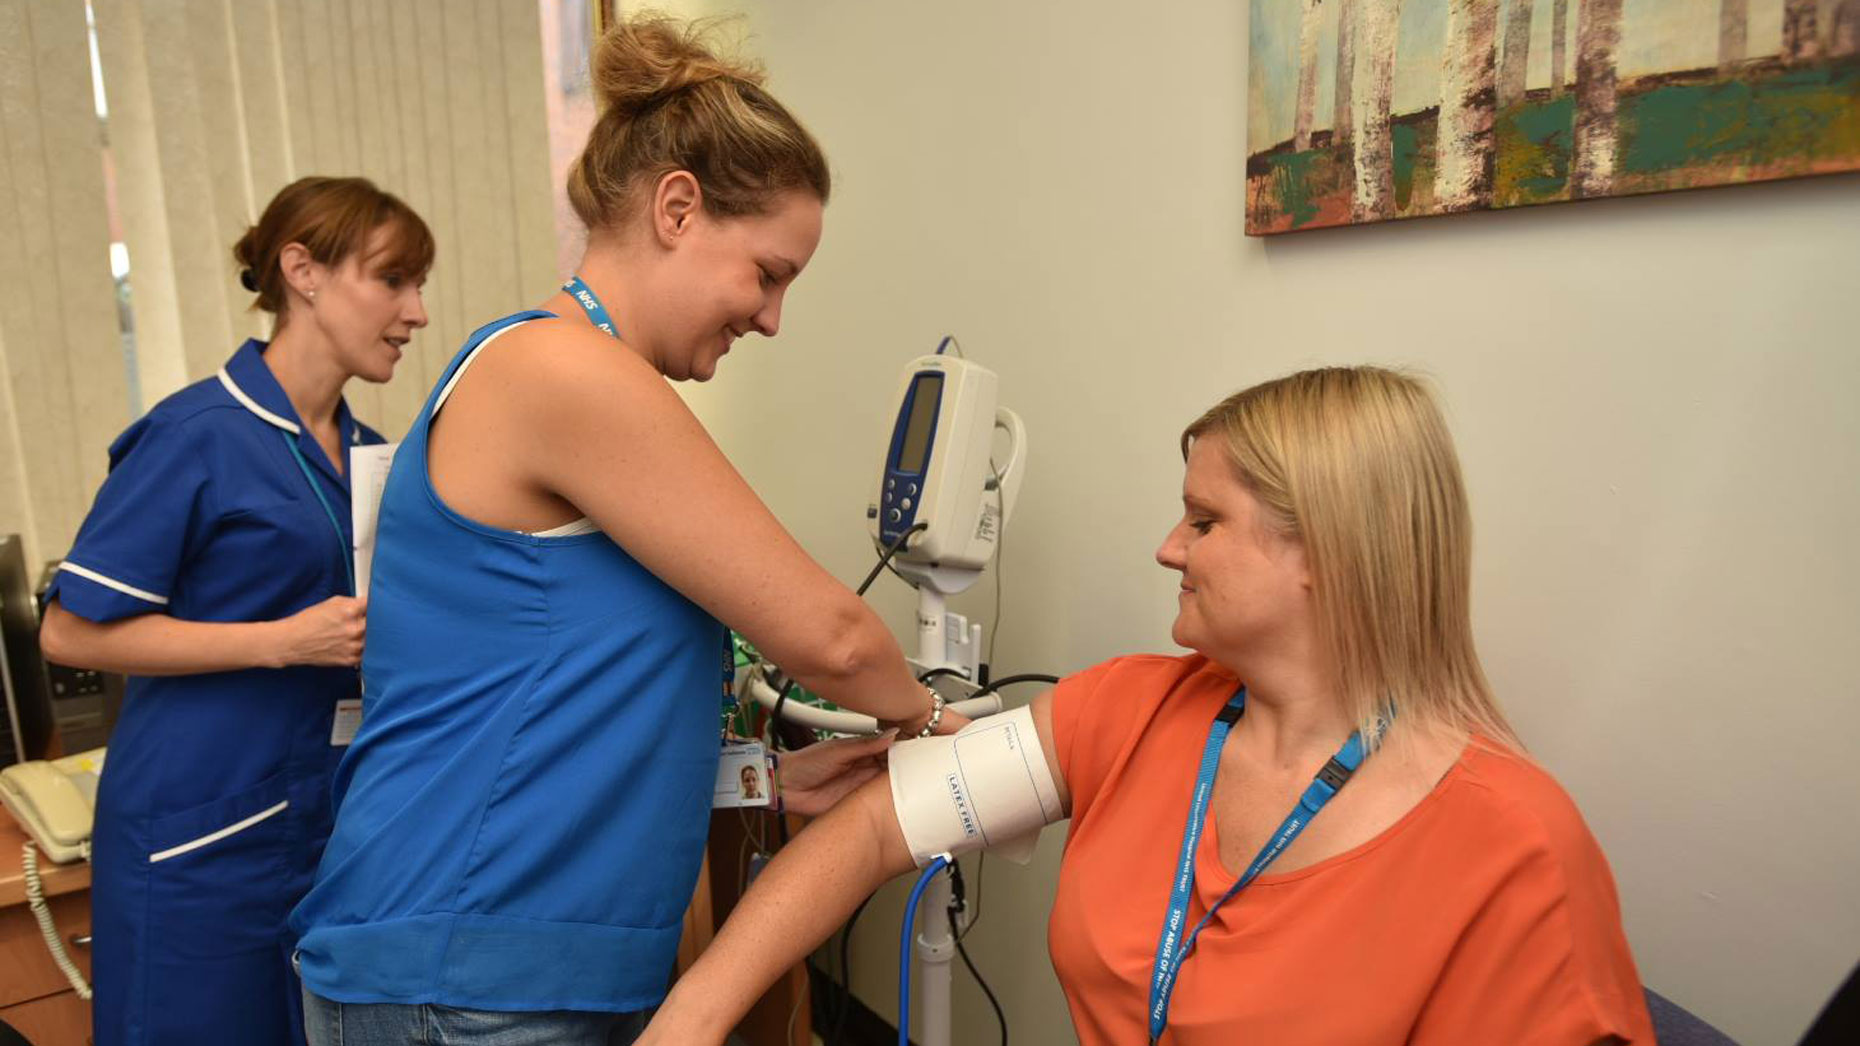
[917, 666, 968, 686]
[944, 860, 1003, 1043]
[857, 522, 927, 597]
[966, 672, 1061, 701]
[957, 852, 986, 941]
[768, 677, 797, 750]
[950, 907, 1008, 1046]
[882, 557, 913, 587]
[986, 459, 1005, 664]
[870, 518, 931, 593]
[830, 894, 875, 1046]
[947, 856, 966, 912]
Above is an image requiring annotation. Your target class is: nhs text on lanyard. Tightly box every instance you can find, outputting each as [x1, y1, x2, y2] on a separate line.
[1147, 687, 1375, 1044]
[564, 275, 618, 337]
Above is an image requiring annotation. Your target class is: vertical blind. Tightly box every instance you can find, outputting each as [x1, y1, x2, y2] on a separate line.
[1, 0, 559, 567]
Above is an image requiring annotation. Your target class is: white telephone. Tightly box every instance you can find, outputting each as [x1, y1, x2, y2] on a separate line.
[0, 746, 105, 863]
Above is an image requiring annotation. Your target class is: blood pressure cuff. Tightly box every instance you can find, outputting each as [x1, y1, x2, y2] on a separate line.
[887, 705, 1064, 867]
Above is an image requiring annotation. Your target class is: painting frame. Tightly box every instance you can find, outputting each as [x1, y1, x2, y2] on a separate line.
[1245, 0, 1860, 234]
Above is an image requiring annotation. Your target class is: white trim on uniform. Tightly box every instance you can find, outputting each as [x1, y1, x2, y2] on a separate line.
[148, 799, 290, 863]
[57, 561, 169, 605]
[216, 368, 302, 434]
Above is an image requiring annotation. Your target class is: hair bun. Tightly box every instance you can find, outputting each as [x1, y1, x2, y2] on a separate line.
[238, 268, 260, 292]
[591, 14, 764, 118]
[566, 12, 828, 230]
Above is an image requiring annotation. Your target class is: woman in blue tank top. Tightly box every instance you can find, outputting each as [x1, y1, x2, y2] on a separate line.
[290, 15, 953, 1045]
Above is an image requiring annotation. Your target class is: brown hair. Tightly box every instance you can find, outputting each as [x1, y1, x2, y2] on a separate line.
[232, 176, 435, 322]
[567, 13, 831, 231]
[1181, 367, 1521, 752]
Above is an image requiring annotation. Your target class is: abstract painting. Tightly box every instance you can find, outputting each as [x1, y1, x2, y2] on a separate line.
[1246, 0, 1860, 233]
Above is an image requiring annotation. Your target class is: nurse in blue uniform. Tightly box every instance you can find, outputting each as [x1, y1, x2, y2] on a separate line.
[38, 176, 433, 1046]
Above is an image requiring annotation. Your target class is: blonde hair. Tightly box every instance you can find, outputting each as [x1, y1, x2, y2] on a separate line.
[1181, 367, 1520, 752]
[568, 12, 831, 230]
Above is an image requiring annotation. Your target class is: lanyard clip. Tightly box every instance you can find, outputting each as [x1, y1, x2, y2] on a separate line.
[1300, 756, 1359, 813]
[1316, 755, 1354, 791]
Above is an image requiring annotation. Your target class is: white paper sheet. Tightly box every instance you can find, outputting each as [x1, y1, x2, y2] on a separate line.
[350, 443, 399, 599]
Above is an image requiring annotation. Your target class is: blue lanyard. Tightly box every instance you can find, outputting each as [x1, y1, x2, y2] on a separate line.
[281, 432, 355, 597]
[1146, 687, 1371, 1044]
[563, 275, 618, 338]
[721, 627, 739, 736]
[722, 628, 737, 696]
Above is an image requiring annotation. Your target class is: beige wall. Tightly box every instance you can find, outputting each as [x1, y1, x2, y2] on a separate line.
[675, 3, 1860, 1044]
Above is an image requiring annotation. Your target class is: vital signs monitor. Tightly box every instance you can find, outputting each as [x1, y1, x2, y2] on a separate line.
[869, 354, 1025, 583]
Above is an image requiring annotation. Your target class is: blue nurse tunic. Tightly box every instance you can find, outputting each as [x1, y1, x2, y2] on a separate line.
[46, 339, 385, 1046]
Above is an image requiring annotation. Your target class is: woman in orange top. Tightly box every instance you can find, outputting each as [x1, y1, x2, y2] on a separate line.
[640, 366, 1655, 1045]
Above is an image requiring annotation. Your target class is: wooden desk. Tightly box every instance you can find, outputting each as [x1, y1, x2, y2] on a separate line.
[0, 811, 91, 1046]
[690, 810, 813, 1046]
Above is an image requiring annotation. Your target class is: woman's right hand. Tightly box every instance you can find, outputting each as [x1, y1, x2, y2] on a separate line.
[270, 596, 367, 667]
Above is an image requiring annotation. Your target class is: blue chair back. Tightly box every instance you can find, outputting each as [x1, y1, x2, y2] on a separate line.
[1645, 987, 1738, 1046]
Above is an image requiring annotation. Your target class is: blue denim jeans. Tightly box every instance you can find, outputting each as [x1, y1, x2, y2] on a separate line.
[302, 986, 648, 1046]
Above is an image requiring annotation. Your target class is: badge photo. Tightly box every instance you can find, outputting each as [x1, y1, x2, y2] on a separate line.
[713, 740, 771, 809]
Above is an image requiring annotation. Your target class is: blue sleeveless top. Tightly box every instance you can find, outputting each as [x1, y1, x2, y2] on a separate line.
[291, 312, 720, 1012]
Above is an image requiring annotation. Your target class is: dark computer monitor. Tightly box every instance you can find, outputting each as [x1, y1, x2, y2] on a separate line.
[34, 558, 122, 752]
[1, 533, 55, 766]
[1801, 959, 1859, 1045]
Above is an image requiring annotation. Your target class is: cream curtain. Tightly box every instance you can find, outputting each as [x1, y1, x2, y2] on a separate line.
[1, 0, 560, 568]
[0, 0, 128, 570]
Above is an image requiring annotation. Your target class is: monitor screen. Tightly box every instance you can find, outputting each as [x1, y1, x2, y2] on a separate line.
[896, 373, 943, 475]
[1, 534, 54, 766]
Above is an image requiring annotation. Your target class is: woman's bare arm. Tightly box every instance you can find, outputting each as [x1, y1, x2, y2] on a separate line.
[641, 692, 1069, 1044]
[514, 326, 930, 725]
[39, 596, 366, 676]
[644, 775, 913, 1044]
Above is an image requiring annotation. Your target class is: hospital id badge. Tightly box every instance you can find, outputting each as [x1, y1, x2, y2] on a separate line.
[330, 699, 362, 746]
[714, 740, 772, 808]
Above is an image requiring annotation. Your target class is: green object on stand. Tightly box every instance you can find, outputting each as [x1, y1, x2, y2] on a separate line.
[725, 632, 845, 742]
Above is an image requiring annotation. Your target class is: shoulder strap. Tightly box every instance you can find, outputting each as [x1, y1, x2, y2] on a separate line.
[422, 310, 557, 423]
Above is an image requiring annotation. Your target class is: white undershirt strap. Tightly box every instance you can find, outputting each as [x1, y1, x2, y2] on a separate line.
[432, 318, 598, 539]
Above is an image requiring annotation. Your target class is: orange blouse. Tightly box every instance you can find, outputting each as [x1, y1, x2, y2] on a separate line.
[1047, 654, 1654, 1045]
